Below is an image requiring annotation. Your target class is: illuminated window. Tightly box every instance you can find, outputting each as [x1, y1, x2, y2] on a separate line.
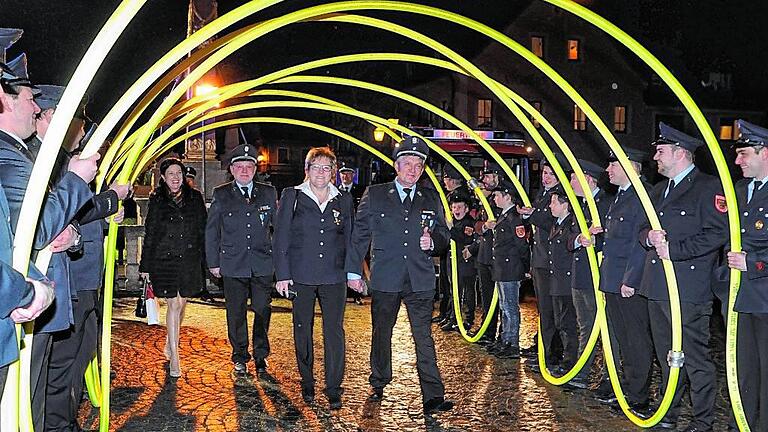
[567, 39, 580, 61]
[277, 147, 290, 163]
[530, 101, 542, 128]
[614, 106, 627, 133]
[573, 105, 587, 131]
[531, 36, 544, 58]
[720, 118, 738, 140]
[477, 99, 492, 127]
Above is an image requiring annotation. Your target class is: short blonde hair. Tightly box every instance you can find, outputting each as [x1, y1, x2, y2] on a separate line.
[304, 146, 337, 169]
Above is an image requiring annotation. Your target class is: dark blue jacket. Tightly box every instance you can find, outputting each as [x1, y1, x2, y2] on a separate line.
[491, 208, 530, 282]
[547, 213, 575, 296]
[528, 186, 559, 269]
[273, 186, 354, 285]
[206, 181, 277, 278]
[449, 214, 477, 278]
[630, 168, 728, 303]
[598, 184, 651, 294]
[567, 189, 612, 290]
[345, 182, 449, 293]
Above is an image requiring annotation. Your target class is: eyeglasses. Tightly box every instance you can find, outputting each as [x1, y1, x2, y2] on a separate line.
[309, 164, 334, 173]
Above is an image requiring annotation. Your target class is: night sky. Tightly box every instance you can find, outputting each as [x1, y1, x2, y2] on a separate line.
[2, 0, 767, 124]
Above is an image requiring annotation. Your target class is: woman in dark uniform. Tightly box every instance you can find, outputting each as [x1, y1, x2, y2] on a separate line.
[273, 147, 355, 410]
[139, 158, 207, 378]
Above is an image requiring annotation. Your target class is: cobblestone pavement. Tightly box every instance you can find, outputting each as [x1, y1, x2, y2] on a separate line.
[79, 296, 733, 431]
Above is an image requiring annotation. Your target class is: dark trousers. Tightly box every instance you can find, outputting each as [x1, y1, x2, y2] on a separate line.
[370, 282, 445, 403]
[45, 291, 99, 432]
[532, 267, 559, 362]
[459, 275, 477, 325]
[292, 282, 346, 397]
[31, 331, 52, 432]
[222, 275, 272, 363]
[605, 292, 653, 404]
[437, 255, 452, 320]
[572, 287, 598, 381]
[648, 300, 716, 429]
[477, 263, 498, 340]
[0, 364, 7, 396]
[734, 312, 768, 431]
[552, 294, 579, 369]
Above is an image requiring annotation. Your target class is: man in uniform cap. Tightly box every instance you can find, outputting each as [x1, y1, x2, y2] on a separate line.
[1, 61, 99, 430]
[184, 166, 198, 188]
[564, 158, 613, 389]
[516, 157, 563, 368]
[206, 144, 277, 375]
[461, 161, 503, 344]
[346, 135, 454, 413]
[627, 123, 727, 430]
[719, 120, 768, 431]
[592, 148, 654, 410]
[337, 163, 364, 207]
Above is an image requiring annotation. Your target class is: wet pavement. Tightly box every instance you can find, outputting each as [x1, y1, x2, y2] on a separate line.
[79, 296, 734, 431]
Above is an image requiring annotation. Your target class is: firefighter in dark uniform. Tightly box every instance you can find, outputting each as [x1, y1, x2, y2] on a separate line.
[565, 159, 613, 388]
[722, 120, 768, 431]
[594, 148, 654, 411]
[517, 160, 562, 365]
[205, 144, 277, 375]
[273, 147, 355, 410]
[465, 162, 502, 345]
[629, 123, 728, 431]
[447, 193, 478, 330]
[337, 163, 365, 305]
[437, 164, 472, 330]
[547, 191, 579, 374]
[346, 136, 454, 414]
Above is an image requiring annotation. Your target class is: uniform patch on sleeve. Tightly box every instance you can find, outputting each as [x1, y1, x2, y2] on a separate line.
[757, 261, 765, 272]
[714, 195, 727, 213]
[515, 225, 526, 238]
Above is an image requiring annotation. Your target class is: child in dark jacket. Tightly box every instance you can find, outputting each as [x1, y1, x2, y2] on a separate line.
[449, 194, 478, 329]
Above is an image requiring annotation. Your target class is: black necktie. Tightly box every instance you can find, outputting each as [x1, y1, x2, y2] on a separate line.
[750, 181, 763, 203]
[402, 188, 412, 209]
[15, 142, 34, 162]
[614, 188, 625, 204]
[664, 179, 675, 200]
[241, 186, 249, 198]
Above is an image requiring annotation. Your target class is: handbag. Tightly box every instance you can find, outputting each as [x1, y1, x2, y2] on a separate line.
[145, 280, 160, 325]
[135, 288, 147, 318]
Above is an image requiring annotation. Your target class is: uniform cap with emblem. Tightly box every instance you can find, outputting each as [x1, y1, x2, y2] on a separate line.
[185, 166, 197, 178]
[443, 164, 463, 180]
[652, 122, 704, 152]
[0, 28, 23, 64]
[607, 147, 647, 164]
[34, 84, 65, 111]
[733, 119, 768, 149]
[0, 55, 38, 94]
[393, 135, 429, 160]
[481, 161, 502, 175]
[575, 158, 604, 179]
[228, 144, 258, 164]
[338, 162, 355, 173]
[492, 180, 516, 196]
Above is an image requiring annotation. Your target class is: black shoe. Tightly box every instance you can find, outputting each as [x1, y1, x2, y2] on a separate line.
[652, 420, 676, 430]
[476, 335, 495, 346]
[255, 358, 268, 373]
[563, 376, 589, 390]
[592, 381, 617, 404]
[437, 318, 450, 327]
[431, 315, 445, 323]
[233, 362, 247, 374]
[486, 341, 505, 354]
[520, 345, 538, 358]
[368, 388, 384, 402]
[301, 386, 315, 403]
[526, 360, 541, 374]
[423, 397, 455, 414]
[440, 321, 457, 331]
[681, 426, 709, 432]
[494, 345, 521, 359]
[328, 394, 342, 410]
[628, 401, 651, 419]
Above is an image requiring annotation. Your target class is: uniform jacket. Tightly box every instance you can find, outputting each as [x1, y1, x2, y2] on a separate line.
[567, 189, 612, 290]
[206, 181, 277, 278]
[449, 214, 477, 278]
[0, 181, 35, 367]
[345, 182, 449, 293]
[528, 186, 559, 269]
[719, 179, 768, 313]
[598, 183, 651, 294]
[471, 198, 500, 267]
[547, 213, 575, 296]
[0, 130, 93, 332]
[140, 186, 207, 297]
[338, 183, 364, 207]
[491, 208, 530, 282]
[273, 186, 355, 285]
[630, 168, 728, 303]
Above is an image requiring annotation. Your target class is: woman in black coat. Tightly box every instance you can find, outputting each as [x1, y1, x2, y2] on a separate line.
[139, 158, 207, 377]
[272, 147, 355, 410]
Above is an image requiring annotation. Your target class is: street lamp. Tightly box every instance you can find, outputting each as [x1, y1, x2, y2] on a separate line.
[373, 127, 386, 142]
[193, 82, 219, 198]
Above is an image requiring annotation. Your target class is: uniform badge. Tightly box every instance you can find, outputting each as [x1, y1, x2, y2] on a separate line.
[420, 210, 436, 231]
[757, 261, 766, 271]
[332, 209, 342, 225]
[258, 205, 271, 224]
[515, 225, 526, 238]
[714, 195, 728, 213]
[757, 220, 764, 230]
